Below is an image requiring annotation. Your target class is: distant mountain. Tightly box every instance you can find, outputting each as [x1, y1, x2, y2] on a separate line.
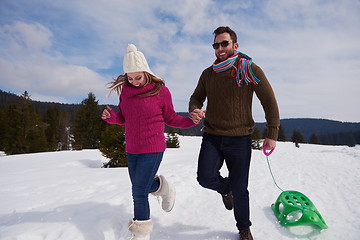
[255, 119, 360, 142]
[1, 89, 359, 145]
[0, 89, 80, 116]
[172, 114, 360, 146]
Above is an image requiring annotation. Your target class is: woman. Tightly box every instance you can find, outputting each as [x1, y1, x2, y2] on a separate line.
[102, 44, 199, 240]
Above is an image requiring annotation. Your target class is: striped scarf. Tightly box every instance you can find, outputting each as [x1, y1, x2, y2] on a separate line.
[212, 51, 260, 86]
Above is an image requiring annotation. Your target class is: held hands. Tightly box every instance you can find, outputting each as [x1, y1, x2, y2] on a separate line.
[101, 106, 113, 120]
[190, 108, 205, 124]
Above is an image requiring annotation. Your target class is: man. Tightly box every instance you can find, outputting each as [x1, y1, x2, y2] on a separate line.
[189, 26, 279, 240]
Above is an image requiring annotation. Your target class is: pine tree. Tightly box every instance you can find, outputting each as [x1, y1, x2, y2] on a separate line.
[251, 127, 262, 150]
[309, 134, 320, 144]
[74, 92, 104, 149]
[262, 128, 268, 139]
[59, 111, 73, 150]
[42, 106, 72, 151]
[347, 133, 356, 147]
[99, 124, 127, 167]
[0, 107, 5, 151]
[291, 129, 306, 148]
[166, 128, 180, 148]
[278, 124, 287, 142]
[42, 106, 62, 151]
[2, 92, 48, 154]
[2, 104, 22, 154]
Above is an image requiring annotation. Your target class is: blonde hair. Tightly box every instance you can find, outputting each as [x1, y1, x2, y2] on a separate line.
[106, 72, 165, 98]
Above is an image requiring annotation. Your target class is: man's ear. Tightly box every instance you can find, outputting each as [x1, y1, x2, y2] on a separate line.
[234, 42, 239, 50]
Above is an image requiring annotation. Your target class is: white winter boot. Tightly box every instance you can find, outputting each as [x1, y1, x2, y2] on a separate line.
[151, 175, 176, 212]
[128, 219, 153, 240]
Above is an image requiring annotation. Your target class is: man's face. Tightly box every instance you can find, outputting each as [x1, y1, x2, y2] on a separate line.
[214, 32, 238, 62]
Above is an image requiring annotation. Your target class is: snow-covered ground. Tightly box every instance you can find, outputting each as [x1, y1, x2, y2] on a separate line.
[0, 136, 359, 240]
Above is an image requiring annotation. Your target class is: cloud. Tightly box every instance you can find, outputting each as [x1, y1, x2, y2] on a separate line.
[1, 21, 52, 52]
[0, 0, 359, 121]
[0, 21, 108, 103]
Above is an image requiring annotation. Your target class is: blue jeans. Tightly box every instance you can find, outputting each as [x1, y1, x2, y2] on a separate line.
[127, 152, 163, 220]
[197, 133, 252, 230]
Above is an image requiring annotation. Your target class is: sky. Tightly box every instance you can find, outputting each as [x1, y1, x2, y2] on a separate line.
[0, 0, 359, 122]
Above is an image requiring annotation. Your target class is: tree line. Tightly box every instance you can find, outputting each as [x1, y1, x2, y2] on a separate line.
[2, 89, 359, 147]
[251, 125, 357, 148]
[255, 119, 360, 147]
[0, 90, 357, 158]
[0, 91, 105, 155]
[0, 91, 181, 168]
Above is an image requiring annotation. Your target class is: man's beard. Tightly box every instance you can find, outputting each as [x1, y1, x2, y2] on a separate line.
[216, 49, 236, 62]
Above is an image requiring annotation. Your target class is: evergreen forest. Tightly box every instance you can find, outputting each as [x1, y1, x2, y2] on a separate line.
[1, 89, 359, 159]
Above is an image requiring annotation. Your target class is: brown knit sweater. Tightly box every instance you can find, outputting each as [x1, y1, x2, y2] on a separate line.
[189, 58, 280, 140]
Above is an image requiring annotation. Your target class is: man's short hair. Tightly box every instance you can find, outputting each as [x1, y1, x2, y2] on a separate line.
[213, 26, 237, 43]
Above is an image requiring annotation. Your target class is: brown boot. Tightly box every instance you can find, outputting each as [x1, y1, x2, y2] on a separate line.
[221, 191, 233, 210]
[239, 227, 253, 240]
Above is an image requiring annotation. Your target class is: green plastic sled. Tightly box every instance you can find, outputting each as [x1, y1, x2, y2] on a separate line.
[271, 190, 328, 229]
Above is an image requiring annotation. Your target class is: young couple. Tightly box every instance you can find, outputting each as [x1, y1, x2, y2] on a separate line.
[102, 26, 279, 240]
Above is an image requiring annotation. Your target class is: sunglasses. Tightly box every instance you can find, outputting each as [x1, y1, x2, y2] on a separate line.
[212, 40, 231, 49]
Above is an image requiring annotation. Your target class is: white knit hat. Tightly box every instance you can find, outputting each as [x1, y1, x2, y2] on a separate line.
[123, 44, 160, 78]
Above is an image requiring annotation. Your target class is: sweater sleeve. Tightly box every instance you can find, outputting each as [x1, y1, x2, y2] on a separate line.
[252, 63, 280, 140]
[103, 96, 125, 125]
[161, 86, 199, 129]
[189, 70, 207, 113]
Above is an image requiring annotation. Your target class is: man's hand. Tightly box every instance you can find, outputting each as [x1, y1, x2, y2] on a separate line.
[263, 138, 276, 150]
[190, 108, 205, 124]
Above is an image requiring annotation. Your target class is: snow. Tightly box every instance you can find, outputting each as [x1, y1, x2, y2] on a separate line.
[0, 136, 359, 240]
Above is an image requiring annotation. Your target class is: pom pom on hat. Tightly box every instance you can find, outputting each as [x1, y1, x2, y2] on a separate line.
[123, 44, 160, 79]
[127, 44, 137, 53]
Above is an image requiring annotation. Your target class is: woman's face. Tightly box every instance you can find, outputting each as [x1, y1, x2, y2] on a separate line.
[127, 72, 146, 87]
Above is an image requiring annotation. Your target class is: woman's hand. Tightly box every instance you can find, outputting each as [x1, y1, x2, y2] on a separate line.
[101, 105, 113, 120]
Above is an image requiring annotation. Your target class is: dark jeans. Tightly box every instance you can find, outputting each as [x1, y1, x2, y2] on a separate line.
[127, 152, 163, 220]
[197, 133, 252, 230]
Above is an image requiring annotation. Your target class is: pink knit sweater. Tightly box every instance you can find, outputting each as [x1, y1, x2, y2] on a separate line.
[104, 83, 198, 154]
